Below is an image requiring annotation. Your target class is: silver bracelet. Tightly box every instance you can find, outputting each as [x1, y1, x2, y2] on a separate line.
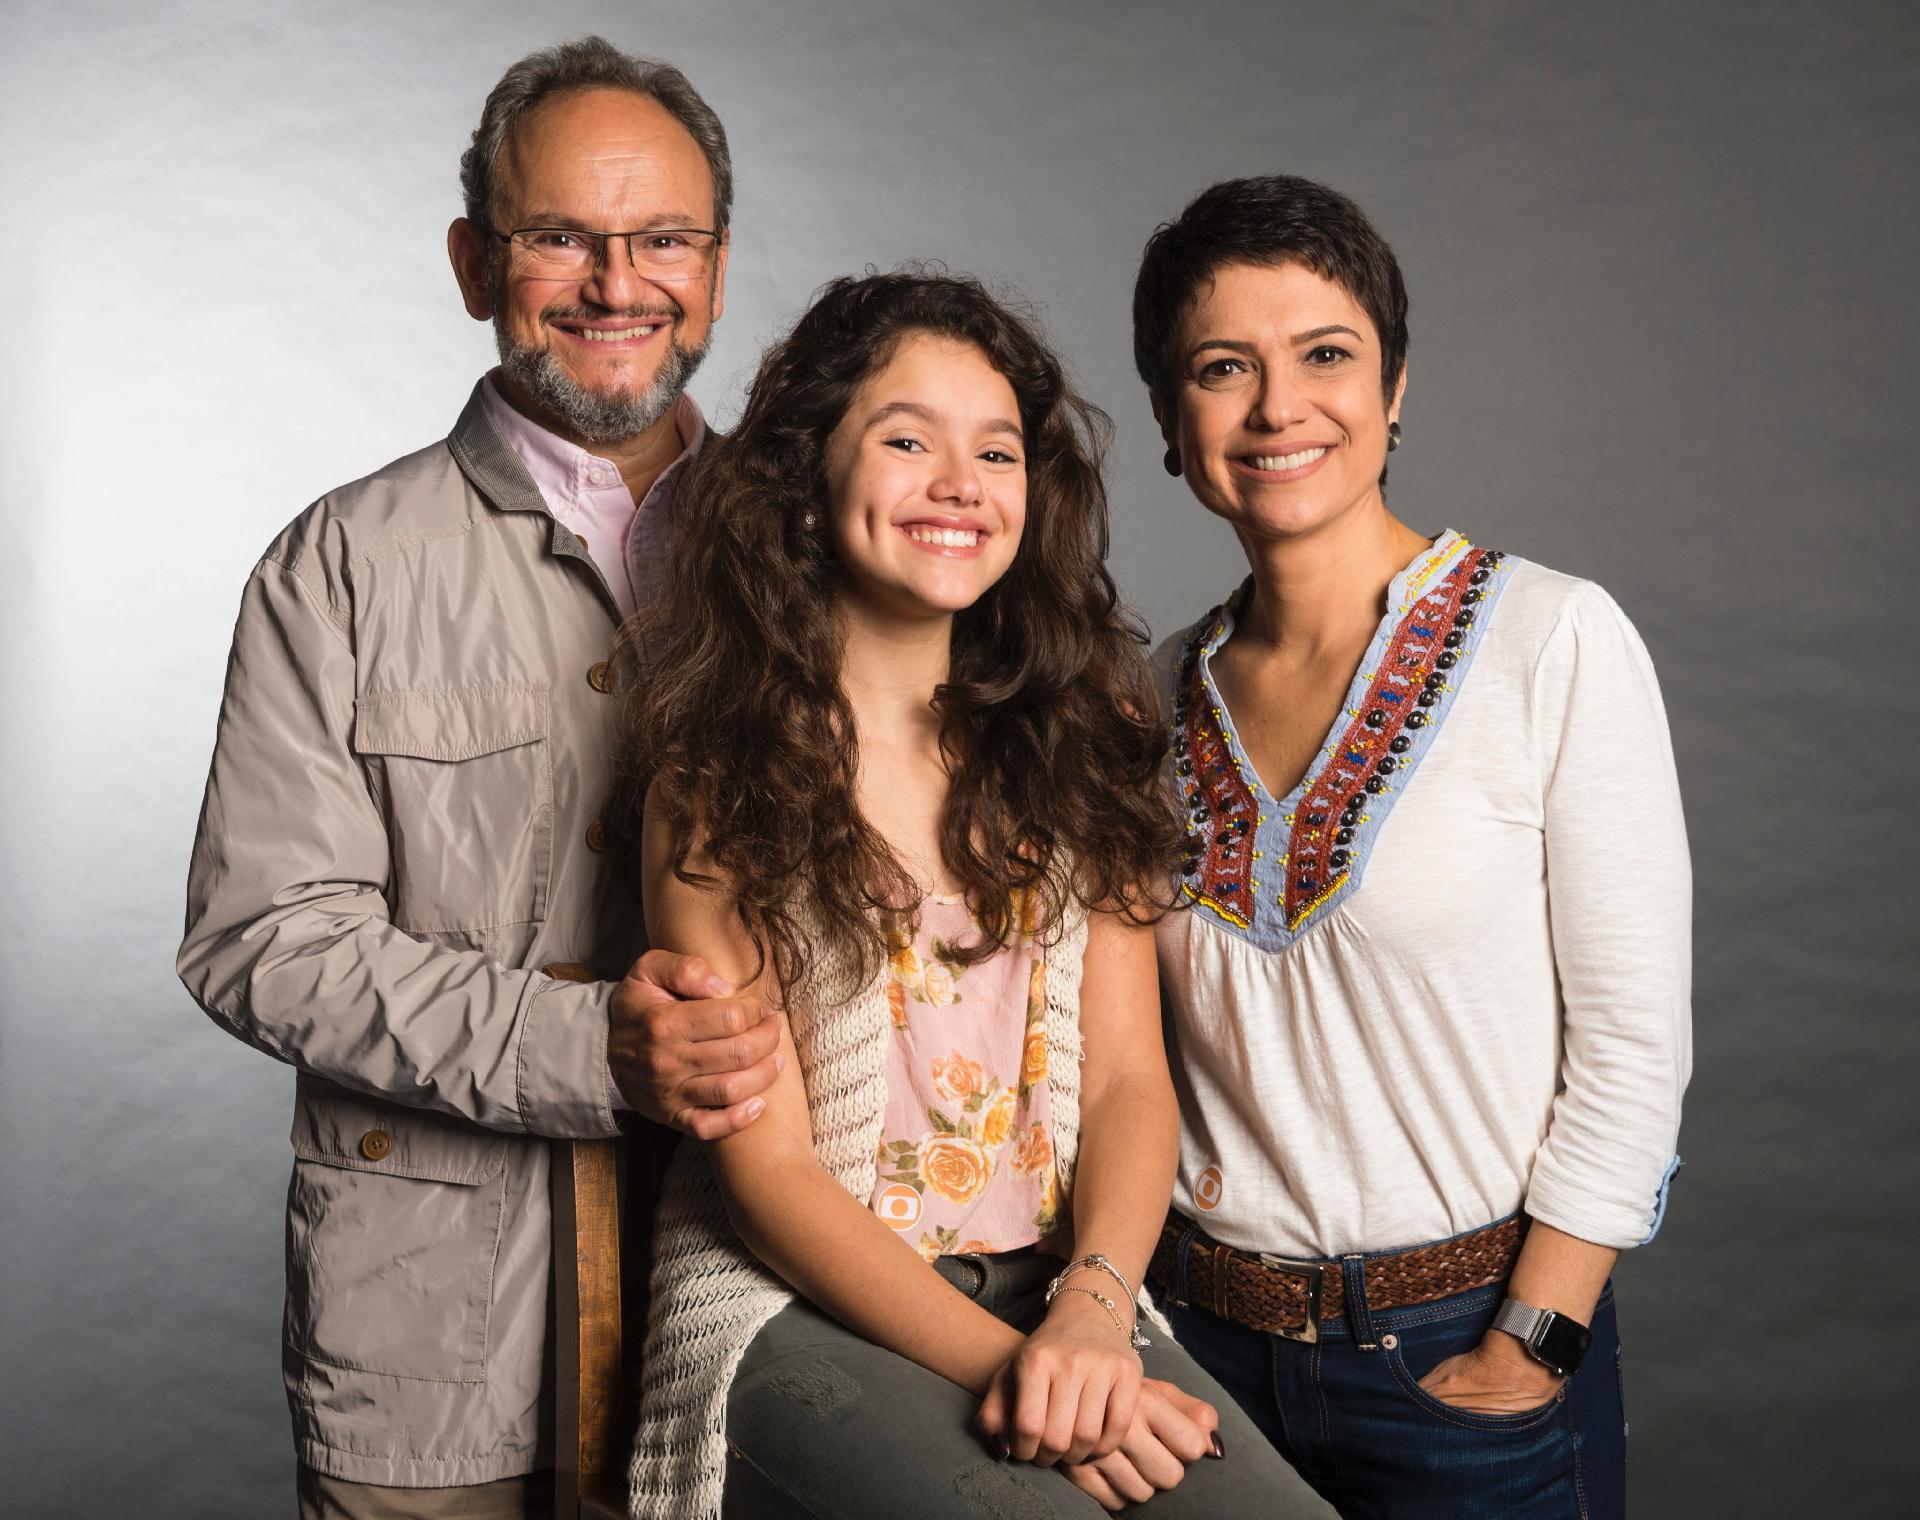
[1063, 1253, 1139, 1304]
[1046, 1255, 1151, 1349]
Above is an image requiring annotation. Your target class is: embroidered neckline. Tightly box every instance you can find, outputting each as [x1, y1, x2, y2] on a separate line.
[1170, 530, 1516, 951]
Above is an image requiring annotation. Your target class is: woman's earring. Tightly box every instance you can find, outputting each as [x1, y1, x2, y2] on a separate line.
[802, 511, 818, 529]
[1162, 446, 1182, 478]
[1387, 420, 1402, 453]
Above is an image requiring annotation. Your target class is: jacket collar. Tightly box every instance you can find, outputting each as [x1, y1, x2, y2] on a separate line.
[447, 379, 551, 520]
[446, 379, 622, 619]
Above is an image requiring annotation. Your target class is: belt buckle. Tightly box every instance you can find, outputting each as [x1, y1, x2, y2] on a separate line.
[1257, 1254, 1324, 1344]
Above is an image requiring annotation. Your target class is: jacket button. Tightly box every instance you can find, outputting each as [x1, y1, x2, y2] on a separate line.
[359, 1129, 392, 1161]
[586, 820, 608, 852]
[587, 662, 613, 694]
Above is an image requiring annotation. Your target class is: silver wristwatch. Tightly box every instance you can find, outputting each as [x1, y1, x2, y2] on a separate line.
[1491, 1297, 1593, 1377]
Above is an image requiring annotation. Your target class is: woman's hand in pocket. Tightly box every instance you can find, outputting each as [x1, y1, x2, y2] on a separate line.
[976, 1291, 1143, 1466]
[1417, 1332, 1564, 1414]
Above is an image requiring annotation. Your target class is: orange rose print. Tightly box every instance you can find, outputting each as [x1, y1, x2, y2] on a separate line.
[931, 1052, 986, 1105]
[1011, 1124, 1053, 1178]
[981, 1089, 1017, 1149]
[919, 1134, 994, 1206]
[1013, 883, 1043, 938]
[1033, 1164, 1061, 1234]
[1021, 1028, 1048, 1089]
[887, 936, 923, 1028]
[920, 957, 960, 1006]
[1025, 956, 1046, 1029]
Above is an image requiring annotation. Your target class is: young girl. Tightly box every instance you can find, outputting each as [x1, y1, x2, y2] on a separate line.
[615, 273, 1332, 1518]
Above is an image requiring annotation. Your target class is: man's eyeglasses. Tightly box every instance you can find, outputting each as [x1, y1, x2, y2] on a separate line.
[487, 225, 720, 282]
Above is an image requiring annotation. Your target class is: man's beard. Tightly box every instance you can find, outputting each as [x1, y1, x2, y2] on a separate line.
[494, 303, 710, 445]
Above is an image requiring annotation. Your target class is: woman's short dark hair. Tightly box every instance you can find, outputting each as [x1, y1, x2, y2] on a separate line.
[1132, 175, 1408, 408]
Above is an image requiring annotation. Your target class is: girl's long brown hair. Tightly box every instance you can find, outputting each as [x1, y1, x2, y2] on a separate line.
[613, 271, 1181, 1002]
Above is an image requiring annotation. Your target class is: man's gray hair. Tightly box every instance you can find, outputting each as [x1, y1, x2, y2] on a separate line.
[460, 36, 733, 233]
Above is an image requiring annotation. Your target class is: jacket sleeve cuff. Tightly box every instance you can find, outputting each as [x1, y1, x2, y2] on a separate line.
[514, 975, 623, 1139]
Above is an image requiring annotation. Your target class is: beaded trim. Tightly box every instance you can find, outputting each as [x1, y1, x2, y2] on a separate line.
[1170, 533, 1517, 952]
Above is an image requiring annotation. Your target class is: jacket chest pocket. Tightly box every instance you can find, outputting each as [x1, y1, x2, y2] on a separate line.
[355, 683, 553, 939]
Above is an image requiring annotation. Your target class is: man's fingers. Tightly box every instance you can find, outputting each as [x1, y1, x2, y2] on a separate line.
[669, 1094, 767, 1141]
[672, 1007, 782, 1074]
[630, 948, 733, 1001]
[678, 1049, 782, 1110]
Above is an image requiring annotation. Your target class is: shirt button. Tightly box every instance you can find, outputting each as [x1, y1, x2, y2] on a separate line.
[359, 1129, 392, 1162]
[587, 662, 613, 694]
[576, 532, 590, 552]
[588, 469, 606, 485]
[586, 820, 609, 852]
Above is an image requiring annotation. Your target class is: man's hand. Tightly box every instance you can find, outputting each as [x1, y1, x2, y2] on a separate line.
[607, 949, 782, 1138]
[1416, 1332, 1565, 1415]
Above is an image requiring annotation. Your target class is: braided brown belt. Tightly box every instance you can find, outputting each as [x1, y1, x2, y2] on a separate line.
[1147, 1213, 1525, 1344]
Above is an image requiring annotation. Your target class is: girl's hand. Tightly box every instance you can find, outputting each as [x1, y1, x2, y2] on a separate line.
[975, 1292, 1143, 1466]
[1060, 1377, 1222, 1511]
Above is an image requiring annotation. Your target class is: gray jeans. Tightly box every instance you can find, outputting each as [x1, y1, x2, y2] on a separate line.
[722, 1249, 1335, 1518]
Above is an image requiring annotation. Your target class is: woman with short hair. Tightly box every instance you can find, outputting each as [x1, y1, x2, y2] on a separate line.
[1132, 176, 1691, 1519]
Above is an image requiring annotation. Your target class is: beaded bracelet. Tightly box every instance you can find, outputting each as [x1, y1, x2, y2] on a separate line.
[1045, 1256, 1151, 1349]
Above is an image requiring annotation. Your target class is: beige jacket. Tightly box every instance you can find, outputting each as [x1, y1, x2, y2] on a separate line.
[178, 384, 684, 1486]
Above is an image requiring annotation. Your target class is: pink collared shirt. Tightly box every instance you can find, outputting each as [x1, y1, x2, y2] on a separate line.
[479, 370, 706, 621]
[480, 371, 706, 1115]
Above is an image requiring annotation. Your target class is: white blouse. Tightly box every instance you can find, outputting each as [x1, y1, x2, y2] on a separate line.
[1155, 530, 1691, 1258]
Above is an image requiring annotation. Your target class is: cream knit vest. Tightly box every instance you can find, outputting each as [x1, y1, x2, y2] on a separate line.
[626, 906, 1091, 1518]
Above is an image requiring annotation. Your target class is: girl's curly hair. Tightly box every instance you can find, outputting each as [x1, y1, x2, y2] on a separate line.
[612, 270, 1181, 1002]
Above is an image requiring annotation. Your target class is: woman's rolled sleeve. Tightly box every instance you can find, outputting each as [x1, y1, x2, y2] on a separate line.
[1522, 582, 1693, 1249]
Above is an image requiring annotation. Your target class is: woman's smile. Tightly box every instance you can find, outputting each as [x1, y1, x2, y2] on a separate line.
[1229, 443, 1335, 484]
[898, 515, 990, 556]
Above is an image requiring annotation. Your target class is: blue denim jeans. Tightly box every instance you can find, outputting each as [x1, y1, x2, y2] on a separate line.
[1161, 1220, 1626, 1520]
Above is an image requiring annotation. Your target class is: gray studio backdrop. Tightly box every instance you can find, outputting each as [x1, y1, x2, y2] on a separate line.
[2, 1, 1913, 1514]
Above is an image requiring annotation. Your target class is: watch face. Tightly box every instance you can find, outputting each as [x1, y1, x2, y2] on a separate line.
[1534, 1313, 1593, 1377]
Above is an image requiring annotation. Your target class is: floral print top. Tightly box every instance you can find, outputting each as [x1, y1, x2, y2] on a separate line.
[869, 891, 1061, 1261]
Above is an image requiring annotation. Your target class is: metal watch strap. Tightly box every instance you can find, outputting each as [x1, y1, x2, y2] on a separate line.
[1493, 1296, 1592, 1376]
[1492, 1296, 1550, 1346]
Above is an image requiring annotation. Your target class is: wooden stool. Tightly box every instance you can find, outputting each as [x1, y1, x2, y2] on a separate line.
[545, 964, 675, 1519]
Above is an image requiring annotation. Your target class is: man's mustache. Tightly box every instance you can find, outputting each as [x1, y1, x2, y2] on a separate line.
[539, 304, 681, 324]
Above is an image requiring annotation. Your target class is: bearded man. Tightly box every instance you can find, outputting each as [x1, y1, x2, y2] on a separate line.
[178, 38, 781, 1519]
